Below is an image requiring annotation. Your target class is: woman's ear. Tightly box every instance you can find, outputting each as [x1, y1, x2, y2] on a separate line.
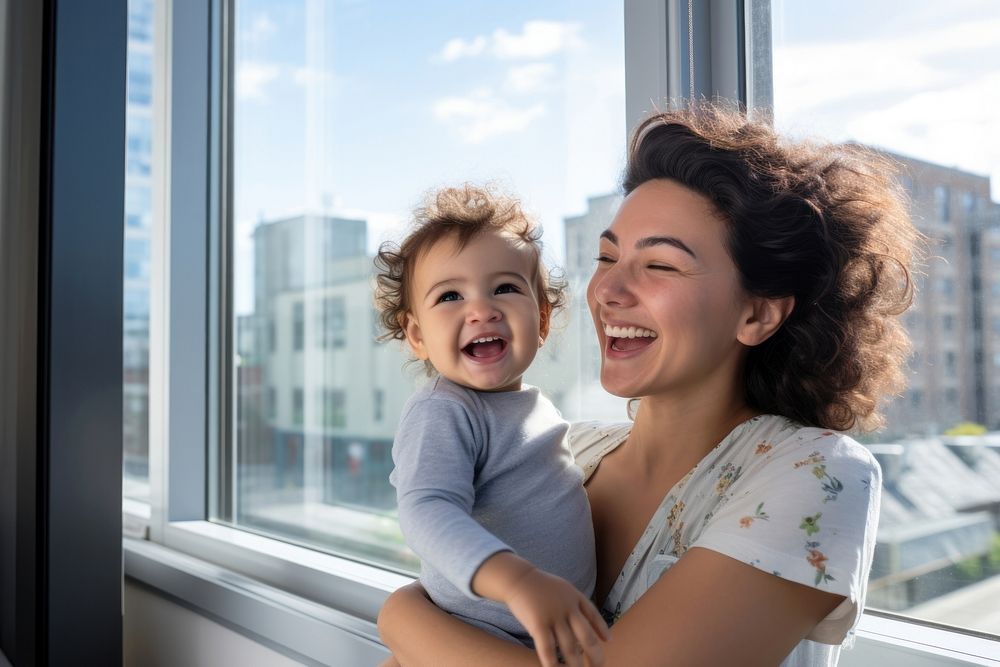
[737, 295, 795, 347]
[402, 312, 429, 360]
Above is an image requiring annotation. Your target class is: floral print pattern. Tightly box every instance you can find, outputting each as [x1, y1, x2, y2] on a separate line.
[740, 502, 770, 528]
[567, 413, 880, 661]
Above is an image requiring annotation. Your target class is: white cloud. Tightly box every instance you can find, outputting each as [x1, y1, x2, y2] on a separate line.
[292, 66, 335, 89]
[773, 17, 1000, 198]
[432, 88, 546, 144]
[774, 18, 1000, 117]
[237, 62, 280, 101]
[504, 63, 556, 94]
[845, 72, 1000, 183]
[434, 20, 583, 63]
[438, 35, 488, 62]
[493, 20, 582, 59]
[244, 13, 277, 46]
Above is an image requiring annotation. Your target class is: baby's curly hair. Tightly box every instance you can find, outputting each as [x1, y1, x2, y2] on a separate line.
[626, 101, 922, 432]
[374, 184, 566, 372]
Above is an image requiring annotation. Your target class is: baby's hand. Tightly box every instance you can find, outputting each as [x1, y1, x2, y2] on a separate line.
[504, 568, 610, 667]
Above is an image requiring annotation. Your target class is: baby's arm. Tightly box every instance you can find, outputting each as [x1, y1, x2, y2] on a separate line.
[391, 397, 607, 667]
[472, 552, 609, 667]
[391, 397, 512, 597]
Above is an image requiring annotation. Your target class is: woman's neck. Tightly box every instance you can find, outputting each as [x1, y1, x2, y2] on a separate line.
[624, 389, 757, 482]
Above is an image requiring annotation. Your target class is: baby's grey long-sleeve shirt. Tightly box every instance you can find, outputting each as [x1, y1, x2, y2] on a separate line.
[389, 376, 596, 644]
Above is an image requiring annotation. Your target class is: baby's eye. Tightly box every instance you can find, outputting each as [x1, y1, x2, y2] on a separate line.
[436, 291, 461, 303]
[495, 283, 521, 295]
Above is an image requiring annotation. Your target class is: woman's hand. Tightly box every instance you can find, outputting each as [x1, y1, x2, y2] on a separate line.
[378, 581, 542, 667]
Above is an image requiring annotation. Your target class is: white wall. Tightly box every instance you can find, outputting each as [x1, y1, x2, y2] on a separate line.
[124, 581, 304, 667]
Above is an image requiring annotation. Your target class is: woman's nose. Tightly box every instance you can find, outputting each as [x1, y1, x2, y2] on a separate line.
[591, 264, 634, 308]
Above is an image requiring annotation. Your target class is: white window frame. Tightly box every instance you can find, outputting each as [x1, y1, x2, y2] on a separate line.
[123, 1, 1000, 664]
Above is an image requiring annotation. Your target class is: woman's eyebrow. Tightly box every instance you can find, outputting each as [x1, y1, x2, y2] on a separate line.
[636, 235, 697, 259]
[600, 229, 696, 259]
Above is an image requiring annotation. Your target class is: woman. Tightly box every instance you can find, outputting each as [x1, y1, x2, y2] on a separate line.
[377, 102, 919, 666]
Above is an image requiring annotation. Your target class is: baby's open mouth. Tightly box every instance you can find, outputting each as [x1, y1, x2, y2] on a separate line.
[462, 336, 507, 359]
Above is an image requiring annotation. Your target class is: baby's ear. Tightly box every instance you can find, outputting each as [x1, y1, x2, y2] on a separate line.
[538, 301, 552, 343]
[402, 312, 429, 360]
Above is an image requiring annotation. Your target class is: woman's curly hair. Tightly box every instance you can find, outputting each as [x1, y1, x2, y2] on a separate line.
[625, 102, 922, 432]
[374, 184, 566, 372]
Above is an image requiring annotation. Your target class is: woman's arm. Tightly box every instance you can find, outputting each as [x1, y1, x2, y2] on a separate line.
[379, 550, 838, 667]
[377, 582, 542, 667]
[599, 547, 844, 666]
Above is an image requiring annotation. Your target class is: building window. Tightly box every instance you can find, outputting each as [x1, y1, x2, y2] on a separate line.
[292, 387, 304, 426]
[322, 389, 346, 428]
[293, 301, 304, 351]
[945, 387, 959, 405]
[373, 388, 384, 422]
[320, 296, 346, 348]
[961, 191, 977, 215]
[934, 185, 951, 222]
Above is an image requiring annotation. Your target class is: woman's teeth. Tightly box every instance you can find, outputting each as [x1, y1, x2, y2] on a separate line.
[603, 324, 657, 339]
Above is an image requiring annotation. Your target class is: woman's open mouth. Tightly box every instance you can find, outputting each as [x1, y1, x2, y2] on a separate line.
[604, 324, 657, 353]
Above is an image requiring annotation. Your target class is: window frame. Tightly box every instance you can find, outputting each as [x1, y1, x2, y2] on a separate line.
[122, 0, 1000, 664]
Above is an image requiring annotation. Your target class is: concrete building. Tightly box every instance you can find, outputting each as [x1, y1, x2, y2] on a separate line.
[242, 214, 415, 562]
[881, 152, 1000, 435]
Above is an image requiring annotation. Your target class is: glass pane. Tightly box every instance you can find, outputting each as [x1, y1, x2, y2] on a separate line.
[229, 0, 625, 572]
[772, 0, 1000, 636]
[123, 0, 155, 504]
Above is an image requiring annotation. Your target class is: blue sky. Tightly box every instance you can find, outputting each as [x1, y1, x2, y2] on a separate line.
[232, 0, 999, 314]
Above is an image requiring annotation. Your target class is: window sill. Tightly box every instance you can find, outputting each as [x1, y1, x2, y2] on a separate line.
[125, 525, 1000, 667]
[124, 535, 392, 665]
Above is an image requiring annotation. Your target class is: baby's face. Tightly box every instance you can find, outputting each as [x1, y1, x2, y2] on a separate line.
[403, 231, 545, 392]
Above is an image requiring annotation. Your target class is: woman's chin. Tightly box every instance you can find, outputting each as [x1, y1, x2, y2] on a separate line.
[599, 372, 643, 399]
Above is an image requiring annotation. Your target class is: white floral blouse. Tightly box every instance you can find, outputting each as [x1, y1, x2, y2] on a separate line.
[569, 414, 882, 667]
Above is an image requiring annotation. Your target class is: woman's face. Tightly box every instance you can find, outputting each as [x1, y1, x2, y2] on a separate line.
[587, 178, 754, 401]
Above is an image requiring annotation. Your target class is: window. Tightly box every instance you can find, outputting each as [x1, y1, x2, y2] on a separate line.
[120, 1, 1000, 663]
[122, 0, 156, 504]
[373, 388, 384, 423]
[292, 301, 304, 351]
[292, 386, 304, 426]
[319, 295, 346, 348]
[774, 0, 1000, 637]
[934, 185, 952, 222]
[224, 0, 626, 574]
[322, 388, 346, 428]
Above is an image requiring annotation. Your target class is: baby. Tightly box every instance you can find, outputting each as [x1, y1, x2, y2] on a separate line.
[375, 185, 607, 666]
